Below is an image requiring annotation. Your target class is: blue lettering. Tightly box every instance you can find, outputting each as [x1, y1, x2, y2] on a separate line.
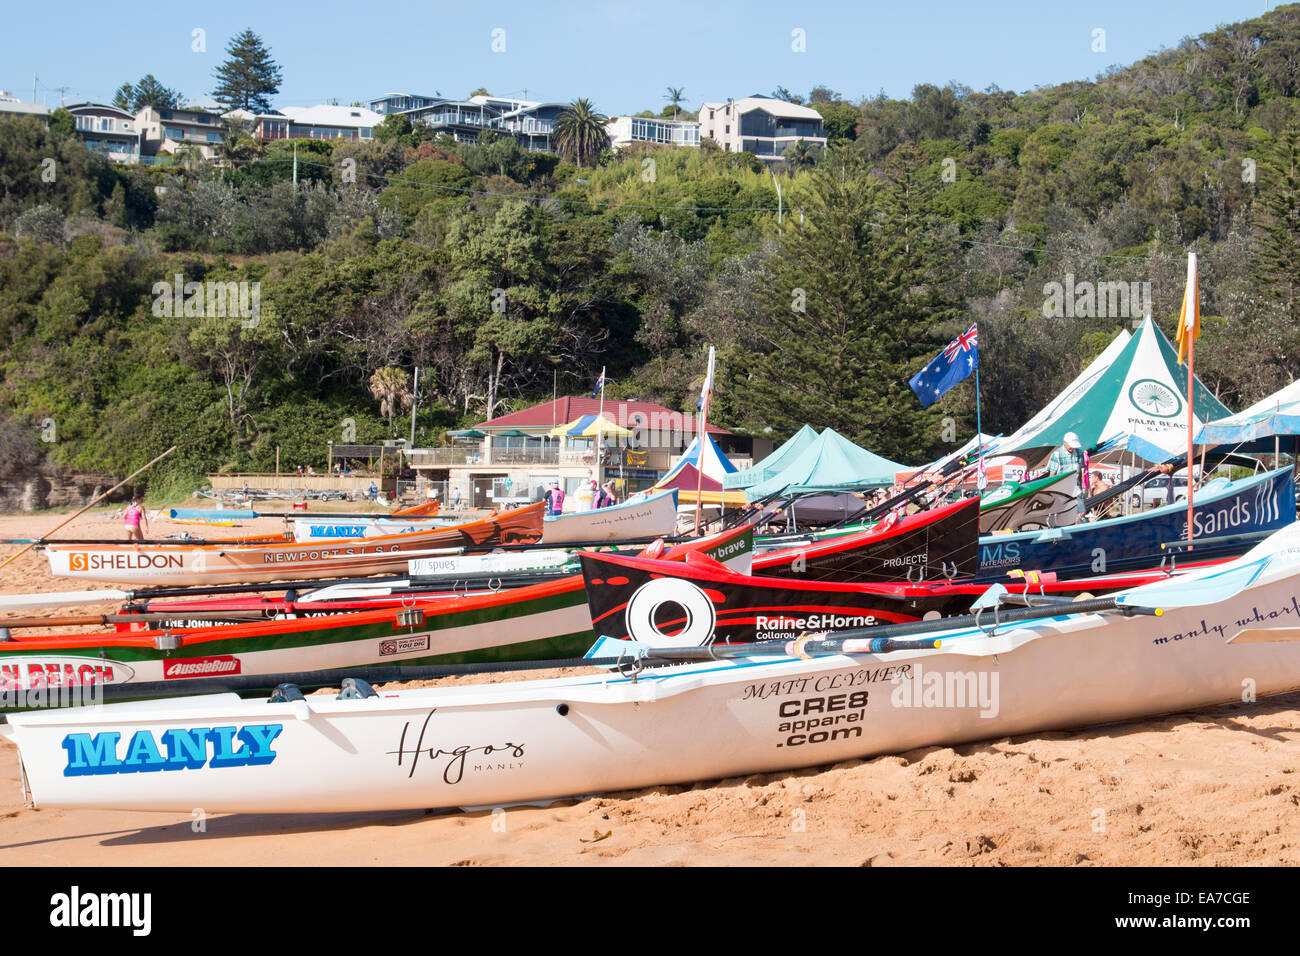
[122, 730, 166, 772]
[61, 732, 122, 776]
[162, 727, 210, 770]
[60, 723, 283, 776]
[238, 724, 283, 764]
[207, 726, 246, 767]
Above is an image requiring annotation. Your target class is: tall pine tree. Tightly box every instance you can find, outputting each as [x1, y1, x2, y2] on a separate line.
[734, 147, 958, 463]
[1252, 122, 1300, 327]
[211, 30, 283, 113]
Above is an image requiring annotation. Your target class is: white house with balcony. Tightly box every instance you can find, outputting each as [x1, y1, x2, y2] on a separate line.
[369, 93, 567, 152]
[225, 104, 381, 142]
[605, 115, 700, 151]
[67, 103, 140, 163]
[697, 95, 826, 163]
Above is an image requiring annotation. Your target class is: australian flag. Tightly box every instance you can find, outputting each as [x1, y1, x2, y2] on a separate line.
[590, 369, 605, 399]
[909, 324, 978, 409]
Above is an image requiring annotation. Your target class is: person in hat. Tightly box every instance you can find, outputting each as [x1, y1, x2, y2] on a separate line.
[1048, 432, 1091, 514]
[123, 494, 149, 542]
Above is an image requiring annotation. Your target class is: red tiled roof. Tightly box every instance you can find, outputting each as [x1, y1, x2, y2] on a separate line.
[477, 397, 730, 434]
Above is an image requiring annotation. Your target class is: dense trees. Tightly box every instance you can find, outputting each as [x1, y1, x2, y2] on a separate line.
[11, 6, 1300, 490]
[113, 75, 184, 112]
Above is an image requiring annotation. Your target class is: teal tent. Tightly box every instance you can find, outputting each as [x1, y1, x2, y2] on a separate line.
[745, 428, 908, 502]
[723, 424, 819, 490]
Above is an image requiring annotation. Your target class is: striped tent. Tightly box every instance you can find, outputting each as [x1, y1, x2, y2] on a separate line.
[649, 433, 745, 506]
[548, 415, 634, 439]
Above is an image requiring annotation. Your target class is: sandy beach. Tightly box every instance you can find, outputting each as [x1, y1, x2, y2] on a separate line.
[2, 506, 1300, 866]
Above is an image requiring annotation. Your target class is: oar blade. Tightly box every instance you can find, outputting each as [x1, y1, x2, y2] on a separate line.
[0, 589, 128, 611]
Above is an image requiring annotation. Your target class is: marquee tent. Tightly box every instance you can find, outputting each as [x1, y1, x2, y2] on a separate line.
[723, 424, 819, 490]
[745, 428, 907, 502]
[997, 317, 1229, 460]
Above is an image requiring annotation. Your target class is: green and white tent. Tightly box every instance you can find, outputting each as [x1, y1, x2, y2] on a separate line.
[998, 316, 1230, 460]
[745, 428, 907, 502]
[723, 424, 819, 490]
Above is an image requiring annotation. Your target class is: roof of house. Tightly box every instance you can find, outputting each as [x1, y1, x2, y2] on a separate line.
[277, 105, 383, 127]
[224, 105, 382, 127]
[0, 99, 49, 116]
[66, 102, 135, 119]
[699, 97, 824, 121]
[477, 396, 730, 435]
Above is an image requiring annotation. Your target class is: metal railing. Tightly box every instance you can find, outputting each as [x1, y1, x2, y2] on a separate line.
[406, 446, 560, 467]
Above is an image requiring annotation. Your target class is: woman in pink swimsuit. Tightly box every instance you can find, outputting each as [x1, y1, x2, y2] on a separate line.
[123, 494, 148, 542]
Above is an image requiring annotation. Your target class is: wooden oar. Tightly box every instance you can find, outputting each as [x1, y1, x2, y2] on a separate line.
[0, 534, 290, 545]
[0, 609, 275, 629]
[0, 445, 178, 571]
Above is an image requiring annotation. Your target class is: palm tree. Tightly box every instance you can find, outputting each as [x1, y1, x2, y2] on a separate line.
[783, 139, 817, 173]
[664, 86, 686, 120]
[171, 141, 206, 171]
[369, 367, 413, 431]
[553, 98, 609, 168]
[215, 118, 264, 167]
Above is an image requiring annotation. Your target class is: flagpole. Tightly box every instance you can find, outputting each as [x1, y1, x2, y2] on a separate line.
[1186, 332, 1195, 542]
[973, 365, 985, 491]
[1181, 252, 1198, 543]
[695, 347, 715, 537]
[596, 366, 605, 489]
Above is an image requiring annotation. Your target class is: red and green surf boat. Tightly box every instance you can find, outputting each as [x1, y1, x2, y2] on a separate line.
[0, 526, 754, 696]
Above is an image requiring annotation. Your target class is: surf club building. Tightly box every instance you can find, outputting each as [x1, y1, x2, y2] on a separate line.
[404, 396, 773, 510]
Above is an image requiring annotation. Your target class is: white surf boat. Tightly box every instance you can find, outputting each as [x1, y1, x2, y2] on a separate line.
[9, 522, 1300, 814]
[541, 489, 678, 544]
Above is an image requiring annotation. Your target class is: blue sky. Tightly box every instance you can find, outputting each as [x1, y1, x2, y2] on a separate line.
[2, 1, 1277, 113]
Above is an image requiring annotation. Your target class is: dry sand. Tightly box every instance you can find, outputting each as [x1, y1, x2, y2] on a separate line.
[1, 507, 1299, 866]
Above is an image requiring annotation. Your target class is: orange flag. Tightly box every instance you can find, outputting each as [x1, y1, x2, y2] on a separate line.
[1175, 251, 1199, 366]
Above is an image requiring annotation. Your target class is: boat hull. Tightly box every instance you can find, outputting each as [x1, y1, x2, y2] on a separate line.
[291, 517, 458, 541]
[979, 472, 1078, 533]
[11, 525, 1300, 813]
[44, 504, 546, 585]
[977, 467, 1295, 580]
[540, 490, 678, 544]
[754, 497, 978, 583]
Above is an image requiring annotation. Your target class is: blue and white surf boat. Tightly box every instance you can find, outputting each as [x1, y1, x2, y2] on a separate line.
[976, 467, 1294, 580]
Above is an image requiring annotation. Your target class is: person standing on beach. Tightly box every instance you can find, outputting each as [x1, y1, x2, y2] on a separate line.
[123, 495, 149, 542]
[598, 481, 618, 508]
[545, 481, 565, 516]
